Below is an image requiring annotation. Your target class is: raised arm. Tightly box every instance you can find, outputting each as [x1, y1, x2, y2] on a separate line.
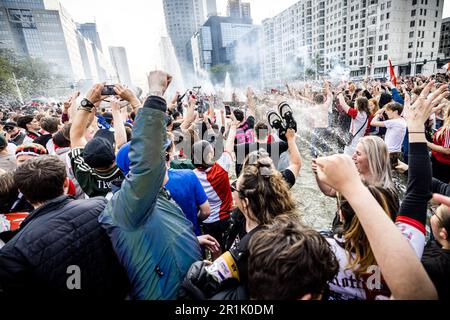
[225, 113, 239, 155]
[168, 92, 180, 114]
[396, 81, 449, 254]
[246, 87, 256, 119]
[181, 97, 196, 131]
[103, 71, 172, 230]
[285, 128, 301, 178]
[324, 80, 333, 103]
[313, 80, 446, 300]
[386, 80, 404, 105]
[312, 159, 337, 197]
[62, 92, 78, 124]
[336, 92, 351, 114]
[370, 109, 387, 128]
[316, 154, 437, 300]
[68, 91, 81, 123]
[70, 84, 105, 148]
[285, 83, 294, 97]
[110, 99, 127, 151]
[114, 84, 142, 111]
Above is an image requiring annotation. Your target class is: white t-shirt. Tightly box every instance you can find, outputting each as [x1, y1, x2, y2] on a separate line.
[344, 110, 368, 156]
[384, 118, 407, 153]
[327, 217, 426, 300]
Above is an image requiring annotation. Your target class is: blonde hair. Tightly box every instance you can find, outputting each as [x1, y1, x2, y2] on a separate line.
[358, 136, 394, 190]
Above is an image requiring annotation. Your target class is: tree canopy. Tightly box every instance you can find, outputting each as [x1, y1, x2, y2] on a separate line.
[0, 49, 67, 105]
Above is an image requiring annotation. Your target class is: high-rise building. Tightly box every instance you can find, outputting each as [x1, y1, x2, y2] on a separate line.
[439, 17, 450, 59]
[205, 0, 217, 17]
[0, 0, 116, 84]
[190, 16, 253, 76]
[162, 0, 207, 72]
[77, 22, 114, 82]
[77, 22, 103, 53]
[262, 0, 444, 87]
[226, 0, 251, 21]
[109, 46, 132, 86]
[227, 0, 241, 18]
[0, 0, 85, 80]
[241, 2, 251, 20]
[77, 34, 99, 82]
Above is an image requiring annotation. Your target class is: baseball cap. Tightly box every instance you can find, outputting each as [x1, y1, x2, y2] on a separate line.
[3, 122, 18, 131]
[94, 129, 115, 147]
[83, 137, 115, 169]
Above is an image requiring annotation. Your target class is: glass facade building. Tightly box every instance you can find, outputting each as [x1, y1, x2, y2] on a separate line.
[0, 0, 114, 83]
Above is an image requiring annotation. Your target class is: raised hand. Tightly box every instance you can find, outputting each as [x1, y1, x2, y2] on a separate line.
[285, 128, 296, 141]
[247, 87, 254, 100]
[114, 84, 139, 103]
[432, 194, 450, 207]
[64, 91, 80, 111]
[86, 83, 107, 104]
[315, 154, 362, 196]
[63, 99, 71, 112]
[404, 81, 449, 130]
[147, 70, 172, 95]
[110, 97, 122, 113]
[385, 80, 394, 89]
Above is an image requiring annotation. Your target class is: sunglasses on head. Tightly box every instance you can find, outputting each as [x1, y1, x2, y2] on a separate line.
[231, 180, 238, 193]
[430, 207, 443, 225]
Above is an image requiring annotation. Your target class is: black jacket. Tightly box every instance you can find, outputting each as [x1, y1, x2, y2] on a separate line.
[0, 195, 129, 299]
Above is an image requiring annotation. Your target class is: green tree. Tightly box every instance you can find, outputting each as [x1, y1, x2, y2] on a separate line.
[0, 49, 67, 104]
[209, 64, 237, 84]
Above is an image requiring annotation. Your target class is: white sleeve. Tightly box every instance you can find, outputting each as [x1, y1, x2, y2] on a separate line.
[395, 221, 426, 258]
[217, 152, 233, 173]
[383, 120, 394, 129]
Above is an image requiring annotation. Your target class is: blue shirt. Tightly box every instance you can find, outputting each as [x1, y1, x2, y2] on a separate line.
[166, 169, 208, 236]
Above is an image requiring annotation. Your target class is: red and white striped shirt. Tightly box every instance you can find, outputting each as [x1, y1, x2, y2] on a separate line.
[194, 152, 233, 224]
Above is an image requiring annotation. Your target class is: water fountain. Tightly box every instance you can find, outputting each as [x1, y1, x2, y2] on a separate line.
[223, 72, 232, 102]
[160, 37, 185, 98]
[197, 68, 216, 95]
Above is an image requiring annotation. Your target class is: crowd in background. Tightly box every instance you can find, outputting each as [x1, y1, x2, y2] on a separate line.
[0, 70, 449, 301]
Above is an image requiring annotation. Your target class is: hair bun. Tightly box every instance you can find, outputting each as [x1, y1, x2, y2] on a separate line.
[257, 157, 273, 178]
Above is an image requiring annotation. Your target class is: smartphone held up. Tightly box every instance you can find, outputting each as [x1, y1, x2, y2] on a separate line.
[101, 85, 116, 96]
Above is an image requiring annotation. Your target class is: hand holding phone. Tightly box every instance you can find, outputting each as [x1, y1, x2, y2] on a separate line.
[101, 85, 116, 96]
[225, 105, 231, 118]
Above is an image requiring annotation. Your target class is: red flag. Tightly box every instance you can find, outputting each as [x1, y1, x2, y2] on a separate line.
[388, 59, 397, 86]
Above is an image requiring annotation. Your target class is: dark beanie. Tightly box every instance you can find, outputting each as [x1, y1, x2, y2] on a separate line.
[83, 137, 115, 169]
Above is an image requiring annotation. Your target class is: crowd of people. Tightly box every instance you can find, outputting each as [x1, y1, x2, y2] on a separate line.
[0, 69, 449, 301]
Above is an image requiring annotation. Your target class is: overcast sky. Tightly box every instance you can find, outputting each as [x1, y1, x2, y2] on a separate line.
[59, 0, 450, 87]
